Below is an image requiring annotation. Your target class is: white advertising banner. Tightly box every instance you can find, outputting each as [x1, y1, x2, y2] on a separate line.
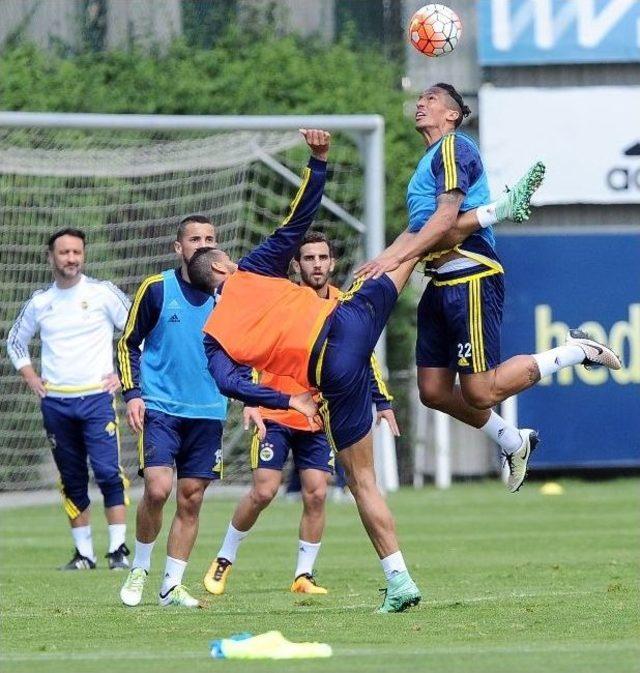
[479, 86, 640, 204]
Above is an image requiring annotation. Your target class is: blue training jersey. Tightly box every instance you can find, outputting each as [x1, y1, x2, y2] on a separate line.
[407, 132, 500, 267]
[118, 268, 227, 420]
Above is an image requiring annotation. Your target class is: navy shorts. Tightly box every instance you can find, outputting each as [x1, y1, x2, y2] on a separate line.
[250, 420, 333, 473]
[315, 274, 398, 452]
[416, 270, 504, 373]
[41, 392, 127, 517]
[140, 408, 223, 480]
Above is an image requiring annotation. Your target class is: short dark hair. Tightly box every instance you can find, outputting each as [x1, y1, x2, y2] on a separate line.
[294, 231, 336, 261]
[177, 214, 213, 241]
[187, 246, 219, 294]
[434, 82, 471, 128]
[47, 228, 86, 251]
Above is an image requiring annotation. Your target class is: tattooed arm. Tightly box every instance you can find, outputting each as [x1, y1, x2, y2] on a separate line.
[356, 191, 465, 278]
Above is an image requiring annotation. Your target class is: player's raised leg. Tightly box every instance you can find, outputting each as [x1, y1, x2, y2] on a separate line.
[458, 328, 620, 491]
[460, 331, 622, 411]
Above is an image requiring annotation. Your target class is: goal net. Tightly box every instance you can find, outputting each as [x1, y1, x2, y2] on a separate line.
[0, 114, 386, 491]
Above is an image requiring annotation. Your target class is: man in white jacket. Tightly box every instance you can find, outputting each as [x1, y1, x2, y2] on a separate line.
[7, 228, 131, 570]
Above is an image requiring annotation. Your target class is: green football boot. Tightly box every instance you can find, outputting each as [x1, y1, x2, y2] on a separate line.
[377, 571, 422, 613]
[495, 161, 546, 223]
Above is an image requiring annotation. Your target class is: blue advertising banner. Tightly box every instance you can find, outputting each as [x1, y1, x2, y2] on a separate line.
[478, 0, 640, 65]
[498, 227, 640, 468]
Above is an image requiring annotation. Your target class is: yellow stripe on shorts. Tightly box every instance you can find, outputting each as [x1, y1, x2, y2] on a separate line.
[137, 426, 145, 471]
[468, 278, 486, 373]
[318, 394, 337, 453]
[250, 430, 260, 470]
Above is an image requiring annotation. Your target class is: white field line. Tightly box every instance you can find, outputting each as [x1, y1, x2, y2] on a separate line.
[1, 588, 634, 620]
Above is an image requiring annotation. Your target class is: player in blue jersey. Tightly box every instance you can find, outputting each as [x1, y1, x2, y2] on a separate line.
[358, 83, 621, 492]
[117, 215, 227, 608]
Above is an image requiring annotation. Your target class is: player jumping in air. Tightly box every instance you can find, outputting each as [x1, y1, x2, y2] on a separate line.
[357, 83, 622, 491]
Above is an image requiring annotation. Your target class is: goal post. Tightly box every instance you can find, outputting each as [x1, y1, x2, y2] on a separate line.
[0, 112, 398, 493]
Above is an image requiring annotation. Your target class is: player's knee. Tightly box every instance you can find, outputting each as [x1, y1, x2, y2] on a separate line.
[144, 480, 172, 508]
[345, 470, 376, 498]
[302, 485, 326, 512]
[177, 486, 205, 519]
[250, 484, 278, 510]
[418, 384, 449, 411]
[461, 386, 495, 410]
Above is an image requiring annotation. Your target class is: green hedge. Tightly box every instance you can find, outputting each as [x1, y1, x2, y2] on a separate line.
[0, 30, 422, 374]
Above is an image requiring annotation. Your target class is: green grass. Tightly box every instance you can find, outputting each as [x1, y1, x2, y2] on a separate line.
[1, 479, 639, 673]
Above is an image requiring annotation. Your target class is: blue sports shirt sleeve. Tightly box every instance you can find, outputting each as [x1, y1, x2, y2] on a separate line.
[432, 134, 483, 198]
[238, 157, 327, 278]
[369, 353, 393, 411]
[117, 277, 163, 402]
[204, 335, 291, 410]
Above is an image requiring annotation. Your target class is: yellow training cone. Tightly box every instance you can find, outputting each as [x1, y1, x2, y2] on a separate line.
[540, 482, 564, 496]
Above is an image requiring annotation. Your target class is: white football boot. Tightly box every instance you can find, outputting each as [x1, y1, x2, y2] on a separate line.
[566, 329, 622, 370]
[505, 429, 540, 493]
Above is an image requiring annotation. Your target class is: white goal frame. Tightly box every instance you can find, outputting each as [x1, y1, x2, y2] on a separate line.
[0, 111, 399, 492]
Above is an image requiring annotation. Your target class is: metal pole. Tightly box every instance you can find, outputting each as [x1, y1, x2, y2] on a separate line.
[434, 411, 452, 490]
[361, 117, 399, 492]
[363, 118, 386, 365]
[0, 111, 383, 132]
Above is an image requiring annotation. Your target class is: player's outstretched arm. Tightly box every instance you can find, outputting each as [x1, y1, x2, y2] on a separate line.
[238, 129, 331, 279]
[357, 190, 464, 279]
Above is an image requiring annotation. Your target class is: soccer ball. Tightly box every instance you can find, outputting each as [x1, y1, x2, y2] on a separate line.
[409, 4, 462, 57]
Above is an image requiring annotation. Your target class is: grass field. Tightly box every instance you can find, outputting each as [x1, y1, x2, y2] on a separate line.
[1, 479, 638, 673]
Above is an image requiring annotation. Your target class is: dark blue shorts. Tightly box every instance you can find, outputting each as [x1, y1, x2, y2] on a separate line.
[250, 420, 333, 473]
[315, 274, 398, 452]
[41, 392, 128, 517]
[140, 408, 223, 480]
[416, 270, 504, 373]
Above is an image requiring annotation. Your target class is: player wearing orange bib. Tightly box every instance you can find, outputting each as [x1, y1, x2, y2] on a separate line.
[187, 129, 428, 612]
[203, 232, 397, 597]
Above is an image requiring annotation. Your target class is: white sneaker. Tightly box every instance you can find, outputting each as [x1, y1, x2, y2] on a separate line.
[120, 567, 147, 607]
[505, 429, 540, 493]
[158, 584, 200, 608]
[566, 329, 621, 370]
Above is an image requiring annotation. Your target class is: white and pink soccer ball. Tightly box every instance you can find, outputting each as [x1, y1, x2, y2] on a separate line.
[409, 4, 462, 58]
